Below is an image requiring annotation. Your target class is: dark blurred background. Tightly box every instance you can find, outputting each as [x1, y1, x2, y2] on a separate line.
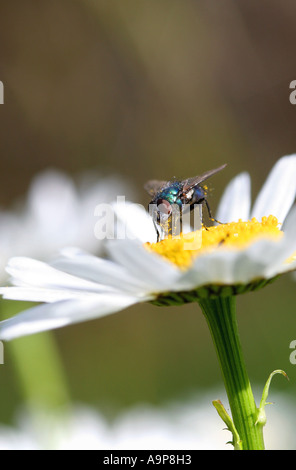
[1, 0, 296, 437]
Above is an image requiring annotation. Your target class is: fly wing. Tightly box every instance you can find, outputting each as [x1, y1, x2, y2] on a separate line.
[144, 179, 168, 196]
[182, 164, 227, 192]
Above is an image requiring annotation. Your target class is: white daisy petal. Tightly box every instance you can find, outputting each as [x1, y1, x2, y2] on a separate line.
[266, 205, 296, 275]
[281, 203, 296, 236]
[176, 249, 240, 289]
[52, 252, 153, 294]
[0, 294, 143, 341]
[180, 233, 295, 289]
[223, 235, 295, 282]
[251, 155, 296, 222]
[230, 239, 286, 282]
[5, 257, 113, 293]
[185, 249, 240, 287]
[111, 201, 157, 243]
[106, 239, 182, 291]
[0, 286, 112, 303]
[216, 172, 251, 223]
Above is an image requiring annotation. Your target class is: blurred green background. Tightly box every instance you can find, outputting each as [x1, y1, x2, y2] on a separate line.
[1, 0, 296, 438]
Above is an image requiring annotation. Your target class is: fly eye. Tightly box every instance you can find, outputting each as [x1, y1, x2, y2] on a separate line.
[157, 198, 172, 215]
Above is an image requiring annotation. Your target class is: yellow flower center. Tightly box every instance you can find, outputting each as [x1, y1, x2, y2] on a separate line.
[146, 215, 282, 269]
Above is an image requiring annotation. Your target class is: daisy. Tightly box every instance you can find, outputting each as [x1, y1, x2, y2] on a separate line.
[1, 154, 296, 450]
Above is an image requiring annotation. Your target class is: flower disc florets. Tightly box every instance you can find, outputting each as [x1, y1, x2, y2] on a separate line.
[147, 215, 283, 304]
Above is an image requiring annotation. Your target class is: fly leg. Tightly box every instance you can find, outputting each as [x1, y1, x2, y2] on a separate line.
[204, 199, 223, 225]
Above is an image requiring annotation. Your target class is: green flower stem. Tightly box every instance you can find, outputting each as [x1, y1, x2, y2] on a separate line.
[1, 300, 70, 412]
[198, 295, 265, 450]
[9, 332, 70, 411]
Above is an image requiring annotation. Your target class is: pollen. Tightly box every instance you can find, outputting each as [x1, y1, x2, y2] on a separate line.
[146, 215, 282, 269]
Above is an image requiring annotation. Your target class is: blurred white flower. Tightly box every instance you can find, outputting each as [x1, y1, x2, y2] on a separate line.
[0, 169, 132, 281]
[0, 391, 294, 450]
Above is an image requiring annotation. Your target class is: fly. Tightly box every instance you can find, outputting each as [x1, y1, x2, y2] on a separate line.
[144, 164, 227, 242]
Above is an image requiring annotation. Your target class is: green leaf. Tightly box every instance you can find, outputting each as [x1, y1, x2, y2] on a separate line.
[212, 399, 243, 450]
[255, 369, 289, 427]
